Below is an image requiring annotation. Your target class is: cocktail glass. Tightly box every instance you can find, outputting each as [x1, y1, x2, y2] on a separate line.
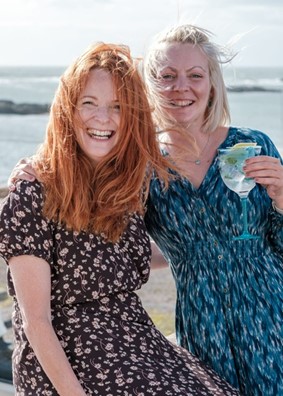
[218, 145, 261, 240]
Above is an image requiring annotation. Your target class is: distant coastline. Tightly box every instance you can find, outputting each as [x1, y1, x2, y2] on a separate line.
[227, 85, 282, 93]
[1, 82, 282, 115]
[1, 65, 283, 188]
[0, 100, 49, 115]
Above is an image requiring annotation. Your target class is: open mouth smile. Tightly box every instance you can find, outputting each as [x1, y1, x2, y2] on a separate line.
[169, 100, 193, 108]
[87, 128, 115, 140]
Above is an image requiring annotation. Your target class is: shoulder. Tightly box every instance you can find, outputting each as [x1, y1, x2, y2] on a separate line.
[229, 126, 282, 158]
[230, 126, 278, 152]
[11, 179, 43, 199]
[1, 180, 44, 215]
[230, 126, 270, 142]
[0, 180, 53, 264]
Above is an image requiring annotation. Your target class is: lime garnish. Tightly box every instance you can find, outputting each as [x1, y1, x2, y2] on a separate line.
[231, 142, 257, 150]
[226, 157, 237, 165]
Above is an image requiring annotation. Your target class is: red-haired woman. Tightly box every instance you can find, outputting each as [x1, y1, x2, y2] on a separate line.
[0, 43, 238, 395]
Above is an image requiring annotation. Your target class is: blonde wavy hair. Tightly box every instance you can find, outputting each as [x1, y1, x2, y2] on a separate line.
[143, 24, 234, 134]
[35, 43, 171, 241]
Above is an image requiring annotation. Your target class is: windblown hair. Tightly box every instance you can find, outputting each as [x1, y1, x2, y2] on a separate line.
[143, 24, 234, 134]
[34, 43, 171, 241]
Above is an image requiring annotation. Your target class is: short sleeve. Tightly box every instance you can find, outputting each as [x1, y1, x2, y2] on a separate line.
[0, 181, 54, 264]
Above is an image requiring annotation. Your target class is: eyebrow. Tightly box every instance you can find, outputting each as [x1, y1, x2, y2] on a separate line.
[80, 95, 97, 99]
[79, 95, 119, 101]
[161, 65, 208, 73]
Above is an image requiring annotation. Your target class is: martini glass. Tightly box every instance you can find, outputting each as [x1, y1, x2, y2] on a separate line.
[218, 145, 261, 240]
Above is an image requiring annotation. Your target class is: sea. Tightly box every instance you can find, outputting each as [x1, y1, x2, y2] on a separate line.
[0, 65, 283, 187]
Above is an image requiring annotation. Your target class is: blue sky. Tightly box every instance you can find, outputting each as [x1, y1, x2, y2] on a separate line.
[0, 0, 283, 67]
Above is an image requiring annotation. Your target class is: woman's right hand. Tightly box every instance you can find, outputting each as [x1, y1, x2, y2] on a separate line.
[8, 157, 37, 190]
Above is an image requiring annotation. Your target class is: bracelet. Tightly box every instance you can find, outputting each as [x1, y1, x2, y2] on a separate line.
[272, 201, 283, 215]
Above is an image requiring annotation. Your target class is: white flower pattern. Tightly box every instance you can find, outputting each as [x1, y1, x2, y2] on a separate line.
[0, 181, 239, 396]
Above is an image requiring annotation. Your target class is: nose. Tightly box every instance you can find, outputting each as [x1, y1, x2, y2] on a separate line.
[93, 107, 110, 123]
[172, 75, 189, 91]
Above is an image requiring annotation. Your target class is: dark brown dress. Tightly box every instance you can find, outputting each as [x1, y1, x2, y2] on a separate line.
[0, 181, 238, 395]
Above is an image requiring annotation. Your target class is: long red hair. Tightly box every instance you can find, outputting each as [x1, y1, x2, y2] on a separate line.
[35, 43, 170, 241]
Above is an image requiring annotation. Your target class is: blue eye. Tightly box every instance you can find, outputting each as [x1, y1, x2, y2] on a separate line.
[160, 74, 175, 81]
[190, 73, 202, 79]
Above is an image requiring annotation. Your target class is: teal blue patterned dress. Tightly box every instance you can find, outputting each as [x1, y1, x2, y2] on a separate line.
[145, 127, 283, 396]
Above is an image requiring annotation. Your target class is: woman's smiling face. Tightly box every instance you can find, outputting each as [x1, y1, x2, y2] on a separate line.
[76, 68, 120, 163]
[157, 42, 211, 128]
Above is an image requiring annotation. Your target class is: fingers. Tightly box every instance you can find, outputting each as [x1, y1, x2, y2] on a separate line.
[252, 172, 283, 187]
[244, 156, 283, 199]
[244, 156, 283, 178]
[8, 168, 36, 190]
[8, 183, 16, 191]
[18, 157, 30, 165]
[245, 155, 281, 169]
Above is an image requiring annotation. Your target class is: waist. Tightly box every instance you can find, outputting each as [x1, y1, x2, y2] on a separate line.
[183, 237, 273, 260]
[51, 290, 149, 321]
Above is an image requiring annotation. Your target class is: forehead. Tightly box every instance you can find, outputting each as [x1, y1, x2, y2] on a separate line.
[157, 42, 209, 70]
[83, 68, 116, 98]
[86, 68, 113, 87]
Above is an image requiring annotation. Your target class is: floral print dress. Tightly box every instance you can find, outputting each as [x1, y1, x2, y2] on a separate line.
[0, 181, 238, 395]
[145, 127, 283, 396]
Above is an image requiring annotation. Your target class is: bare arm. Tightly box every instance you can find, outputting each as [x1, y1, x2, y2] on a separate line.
[150, 241, 168, 269]
[9, 255, 87, 396]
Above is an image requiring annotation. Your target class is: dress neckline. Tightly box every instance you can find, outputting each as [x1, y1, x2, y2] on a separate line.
[161, 126, 236, 192]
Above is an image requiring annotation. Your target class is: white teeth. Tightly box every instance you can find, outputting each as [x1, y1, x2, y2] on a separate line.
[87, 129, 113, 139]
[170, 100, 193, 107]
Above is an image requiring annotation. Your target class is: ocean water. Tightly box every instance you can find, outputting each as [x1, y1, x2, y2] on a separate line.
[0, 65, 283, 187]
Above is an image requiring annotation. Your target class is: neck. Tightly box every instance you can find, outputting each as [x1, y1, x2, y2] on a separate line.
[161, 127, 209, 158]
[161, 125, 229, 169]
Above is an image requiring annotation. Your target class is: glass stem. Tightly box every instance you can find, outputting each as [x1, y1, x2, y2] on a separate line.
[240, 196, 248, 235]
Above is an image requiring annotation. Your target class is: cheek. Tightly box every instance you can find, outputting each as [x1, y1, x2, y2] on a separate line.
[112, 114, 121, 129]
[74, 109, 87, 127]
[204, 82, 212, 97]
[74, 118, 88, 142]
[161, 91, 171, 100]
[162, 85, 174, 93]
[159, 83, 173, 95]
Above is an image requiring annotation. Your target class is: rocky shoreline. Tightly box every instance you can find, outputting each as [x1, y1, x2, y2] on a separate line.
[0, 100, 49, 115]
[227, 85, 282, 93]
[1, 82, 282, 116]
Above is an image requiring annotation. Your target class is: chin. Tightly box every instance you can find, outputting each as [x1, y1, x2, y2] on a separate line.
[173, 117, 192, 126]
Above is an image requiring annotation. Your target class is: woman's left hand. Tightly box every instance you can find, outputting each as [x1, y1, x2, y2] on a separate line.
[244, 155, 283, 208]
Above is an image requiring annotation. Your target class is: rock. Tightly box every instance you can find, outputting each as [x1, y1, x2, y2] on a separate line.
[0, 100, 49, 115]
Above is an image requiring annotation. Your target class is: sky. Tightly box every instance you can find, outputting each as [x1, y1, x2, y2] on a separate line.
[0, 0, 283, 67]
